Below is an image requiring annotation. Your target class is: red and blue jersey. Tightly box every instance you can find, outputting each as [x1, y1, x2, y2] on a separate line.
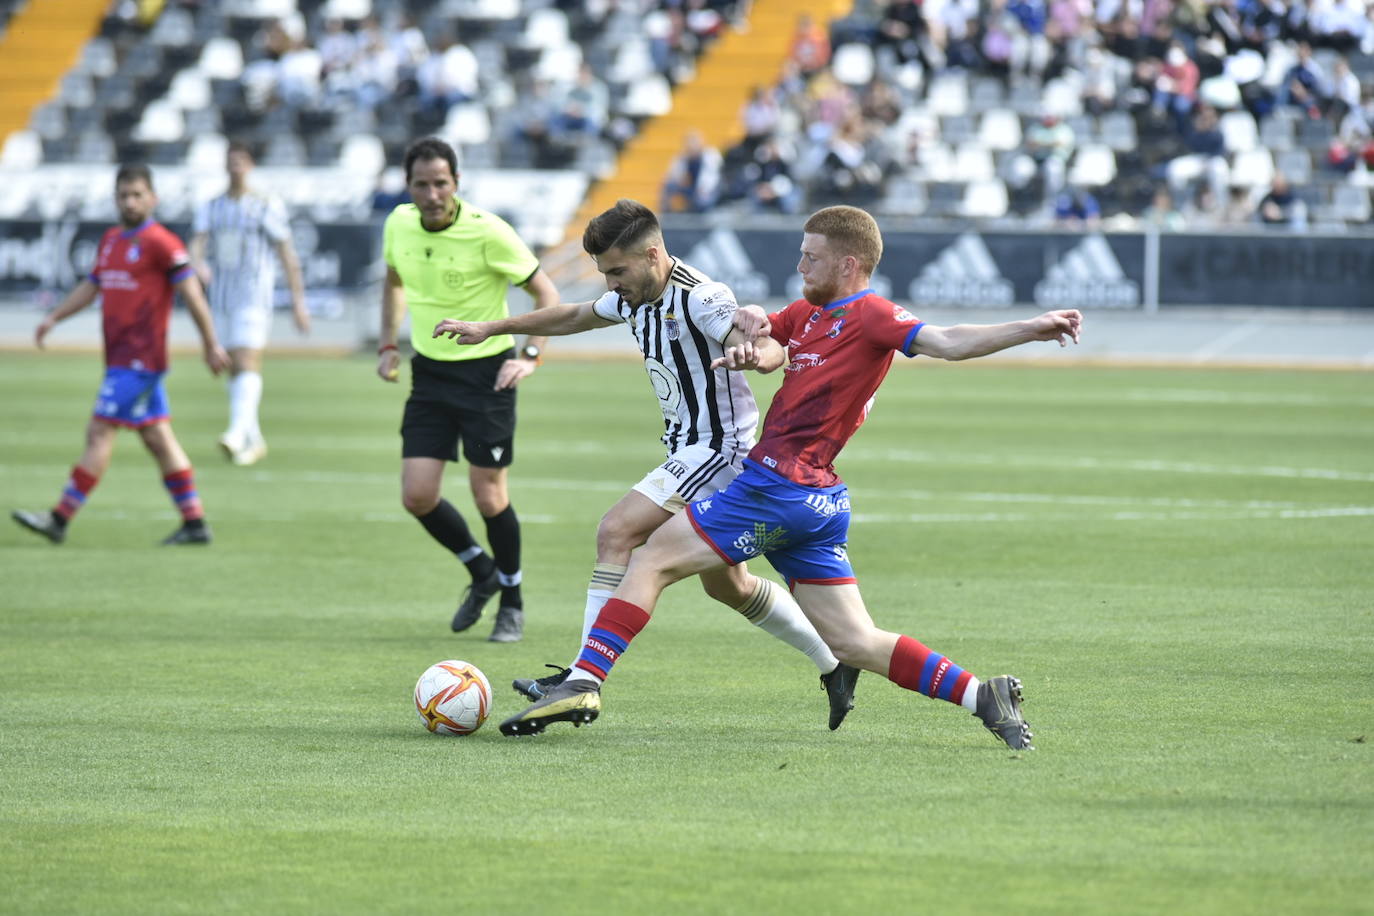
[89, 219, 194, 372]
[749, 289, 924, 488]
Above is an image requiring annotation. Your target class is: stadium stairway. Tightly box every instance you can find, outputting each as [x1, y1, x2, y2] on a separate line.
[0, 0, 108, 144]
[545, 0, 847, 294]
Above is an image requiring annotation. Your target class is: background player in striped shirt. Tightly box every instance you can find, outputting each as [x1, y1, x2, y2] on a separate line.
[190, 140, 308, 466]
[434, 199, 859, 729]
[501, 205, 1083, 749]
[12, 164, 229, 546]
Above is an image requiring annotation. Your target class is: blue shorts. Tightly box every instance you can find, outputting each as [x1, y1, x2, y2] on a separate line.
[92, 367, 170, 428]
[686, 460, 856, 587]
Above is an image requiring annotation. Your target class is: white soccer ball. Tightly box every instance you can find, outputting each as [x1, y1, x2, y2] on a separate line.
[414, 659, 492, 736]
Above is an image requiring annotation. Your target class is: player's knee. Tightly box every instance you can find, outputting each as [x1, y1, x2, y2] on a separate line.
[595, 515, 645, 559]
[401, 488, 439, 517]
[701, 574, 750, 607]
[472, 493, 508, 518]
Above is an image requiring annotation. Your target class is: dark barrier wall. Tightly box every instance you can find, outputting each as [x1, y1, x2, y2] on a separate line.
[3, 219, 1371, 310]
[660, 223, 1374, 311]
[0, 220, 378, 292]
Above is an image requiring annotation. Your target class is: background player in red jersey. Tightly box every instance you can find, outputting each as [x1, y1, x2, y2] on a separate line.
[11, 164, 230, 546]
[501, 205, 1082, 750]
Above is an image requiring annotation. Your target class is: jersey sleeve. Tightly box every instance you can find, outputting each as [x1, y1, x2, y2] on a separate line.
[860, 298, 925, 356]
[590, 290, 626, 323]
[767, 300, 807, 346]
[481, 215, 540, 285]
[686, 281, 738, 343]
[159, 227, 195, 283]
[382, 208, 399, 269]
[263, 196, 291, 243]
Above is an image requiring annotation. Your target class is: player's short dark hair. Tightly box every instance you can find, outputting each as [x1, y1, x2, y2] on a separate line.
[226, 138, 255, 160]
[115, 163, 154, 190]
[803, 205, 883, 274]
[404, 136, 458, 182]
[582, 199, 661, 256]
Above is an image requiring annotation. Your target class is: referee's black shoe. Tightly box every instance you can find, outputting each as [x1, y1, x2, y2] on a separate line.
[451, 566, 501, 632]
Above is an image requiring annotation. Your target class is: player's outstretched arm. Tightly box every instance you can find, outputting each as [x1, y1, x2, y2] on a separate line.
[175, 274, 230, 375]
[35, 279, 100, 348]
[711, 335, 788, 374]
[732, 304, 772, 340]
[910, 309, 1083, 361]
[433, 300, 611, 345]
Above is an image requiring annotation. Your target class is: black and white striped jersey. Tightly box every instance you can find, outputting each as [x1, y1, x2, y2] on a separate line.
[592, 258, 759, 462]
[192, 190, 291, 313]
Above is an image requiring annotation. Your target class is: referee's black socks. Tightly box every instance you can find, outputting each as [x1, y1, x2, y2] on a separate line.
[483, 504, 522, 609]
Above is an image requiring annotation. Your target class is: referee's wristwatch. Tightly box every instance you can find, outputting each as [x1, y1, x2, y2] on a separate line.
[520, 344, 542, 365]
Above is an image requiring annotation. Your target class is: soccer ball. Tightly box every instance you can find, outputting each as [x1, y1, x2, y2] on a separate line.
[414, 660, 492, 736]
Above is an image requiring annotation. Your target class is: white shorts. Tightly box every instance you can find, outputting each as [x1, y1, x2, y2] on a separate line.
[213, 303, 273, 351]
[631, 444, 743, 514]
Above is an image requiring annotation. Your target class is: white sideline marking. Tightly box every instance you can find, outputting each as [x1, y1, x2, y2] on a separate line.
[854, 506, 1374, 524]
[1122, 388, 1374, 408]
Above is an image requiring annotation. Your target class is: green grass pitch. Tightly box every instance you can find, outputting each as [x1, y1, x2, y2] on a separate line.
[2, 350, 1371, 914]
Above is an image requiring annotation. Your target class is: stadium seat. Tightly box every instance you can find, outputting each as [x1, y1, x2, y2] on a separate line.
[1067, 143, 1116, 187]
[1220, 110, 1258, 153]
[830, 43, 876, 86]
[876, 173, 928, 216]
[444, 103, 492, 146]
[953, 141, 994, 182]
[523, 7, 570, 50]
[927, 74, 969, 117]
[1099, 110, 1137, 152]
[198, 37, 245, 81]
[186, 133, 229, 170]
[0, 130, 42, 169]
[132, 100, 186, 144]
[1230, 148, 1274, 188]
[76, 37, 117, 79]
[339, 134, 386, 175]
[168, 70, 212, 111]
[977, 108, 1022, 152]
[1041, 77, 1084, 118]
[535, 43, 583, 83]
[960, 178, 1009, 219]
[1276, 148, 1312, 186]
[1260, 115, 1295, 153]
[320, 0, 372, 19]
[619, 75, 672, 117]
[1331, 184, 1371, 223]
[916, 142, 955, 183]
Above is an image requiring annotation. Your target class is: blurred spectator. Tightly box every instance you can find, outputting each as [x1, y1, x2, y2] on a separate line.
[875, 0, 926, 66]
[1222, 185, 1255, 225]
[1277, 41, 1328, 119]
[1022, 113, 1076, 198]
[352, 17, 400, 111]
[1141, 185, 1186, 230]
[737, 85, 781, 157]
[662, 130, 723, 213]
[789, 13, 831, 78]
[812, 114, 886, 206]
[1153, 41, 1200, 130]
[512, 79, 577, 169]
[1257, 173, 1308, 230]
[1165, 103, 1228, 204]
[552, 63, 610, 138]
[416, 31, 478, 117]
[1054, 186, 1102, 226]
[1328, 56, 1362, 121]
[1327, 84, 1374, 171]
[738, 137, 802, 214]
[1081, 45, 1121, 115]
[1311, 0, 1368, 54]
[859, 79, 902, 127]
[1185, 182, 1225, 228]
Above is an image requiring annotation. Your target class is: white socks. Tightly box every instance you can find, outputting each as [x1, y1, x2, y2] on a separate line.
[734, 577, 838, 674]
[228, 371, 263, 441]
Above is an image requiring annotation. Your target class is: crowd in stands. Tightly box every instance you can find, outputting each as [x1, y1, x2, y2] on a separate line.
[2, 0, 1372, 231]
[658, 0, 1374, 230]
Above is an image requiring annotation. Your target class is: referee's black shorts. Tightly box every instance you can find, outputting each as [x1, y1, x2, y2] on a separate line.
[401, 351, 516, 467]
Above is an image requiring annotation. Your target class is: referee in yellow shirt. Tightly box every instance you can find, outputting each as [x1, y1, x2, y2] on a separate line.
[377, 137, 561, 642]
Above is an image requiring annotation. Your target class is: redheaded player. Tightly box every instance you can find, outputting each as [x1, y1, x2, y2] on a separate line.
[501, 206, 1083, 749]
[11, 164, 230, 546]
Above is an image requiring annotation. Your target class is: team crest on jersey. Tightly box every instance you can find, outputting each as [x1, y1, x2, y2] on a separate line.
[893, 305, 917, 322]
[826, 320, 845, 339]
[125, 244, 141, 263]
[664, 305, 680, 341]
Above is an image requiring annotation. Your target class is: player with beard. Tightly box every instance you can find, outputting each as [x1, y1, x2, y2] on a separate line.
[500, 205, 1083, 749]
[12, 164, 229, 545]
[434, 199, 859, 730]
